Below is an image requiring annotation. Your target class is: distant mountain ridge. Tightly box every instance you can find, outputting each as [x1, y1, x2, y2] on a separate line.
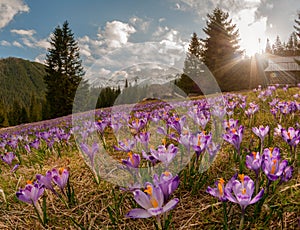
[0, 57, 46, 108]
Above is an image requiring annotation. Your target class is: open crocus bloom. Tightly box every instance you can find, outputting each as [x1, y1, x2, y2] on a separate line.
[149, 144, 178, 168]
[262, 155, 288, 181]
[281, 127, 300, 147]
[122, 151, 140, 168]
[125, 183, 179, 218]
[224, 174, 264, 211]
[252, 125, 269, 142]
[16, 181, 44, 206]
[52, 167, 69, 192]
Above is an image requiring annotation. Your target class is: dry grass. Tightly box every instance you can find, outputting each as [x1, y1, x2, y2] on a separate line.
[0, 88, 299, 229]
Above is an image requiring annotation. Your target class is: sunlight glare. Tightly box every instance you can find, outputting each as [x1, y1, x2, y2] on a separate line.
[233, 9, 268, 57]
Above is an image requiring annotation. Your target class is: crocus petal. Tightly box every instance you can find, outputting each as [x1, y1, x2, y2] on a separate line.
[162, 198, 179, 213]
[133, 190, 152, 210]
[147, 207, 164, 216]
[125, 208, 152, 218]
[224, 189, 238, 203]
[249, 189, 264, 205]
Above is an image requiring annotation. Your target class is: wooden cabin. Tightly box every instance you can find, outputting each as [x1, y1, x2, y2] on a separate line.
[264, 56, 300, 85]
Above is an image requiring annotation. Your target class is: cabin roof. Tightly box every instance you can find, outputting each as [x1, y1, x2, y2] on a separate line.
[264, 56, 300, 72]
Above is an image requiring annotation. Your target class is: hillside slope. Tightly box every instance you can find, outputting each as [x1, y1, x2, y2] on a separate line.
[0, 57, 46, 108]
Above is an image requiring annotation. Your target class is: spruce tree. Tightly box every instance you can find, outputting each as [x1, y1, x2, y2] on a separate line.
[176, 32, 203, 95]
[200, 8, 242, 89]
[44, 21, 88, 118]
[272, 35, 284, 56]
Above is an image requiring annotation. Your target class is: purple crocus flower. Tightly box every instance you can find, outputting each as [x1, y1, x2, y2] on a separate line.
[281, 127, 300, 147]
[245, 152, 262, 174]
[128, 118, 147, 134]
[135, 132, 150, 151]
[30, 139, 40, 150]
[16, 181, 45, 206]
[190, 132, 210, 157]
[252, 125, 269, 143]
[262, 154, 288, 181]
[206, 174, 237, 201]
[52, 168, 69, 193]
[122, 152, 141, 168]
[153, 171, 179, 201]
[223, 125, 244, 152]
[206, 178, 227, 201]
[224, 174, 264, 211]
[149, 144, 178, 168]
[80, 142, 99, 168]
[115, 139, 135, 152]
[125, 183, 179, 218]
[0, 152, 16, 166]
[168, 116, 186, 134]
[280, 166, 293, 183]
[36, 170, 57, 195]
[142, 150, 158, 165]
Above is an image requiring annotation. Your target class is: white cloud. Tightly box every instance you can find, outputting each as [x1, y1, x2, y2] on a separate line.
[11, 29, 36, 36]
[0, 40, 11, 46]
[99, 21, 136, 48]
[12, 40, 22, 47]
[0, 0, 29, 29]
[129, 16, 151, 32]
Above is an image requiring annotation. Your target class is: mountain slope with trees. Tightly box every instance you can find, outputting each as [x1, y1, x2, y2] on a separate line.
[0, 57, 46, 126]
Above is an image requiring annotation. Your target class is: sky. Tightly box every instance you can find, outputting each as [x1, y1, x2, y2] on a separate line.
[0, 0, 299, 80]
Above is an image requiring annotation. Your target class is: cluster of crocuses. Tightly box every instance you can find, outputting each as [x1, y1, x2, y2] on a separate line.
[16, 167, 69, 206]
[0, 151, 19, 172]
[207, 146, 293, 228]
[125, 171, 179, 227]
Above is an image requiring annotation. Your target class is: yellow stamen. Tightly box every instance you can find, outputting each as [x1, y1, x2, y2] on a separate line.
[241, 188, 246, 195]
[252, 152, 257, 158]
[231, 128, 237, 134]
[175, 117, 180, 121]
[164, 171, 171, 177]
[271, 159, 277, 174]
[218, 182, 224, 196]
[238, 174, 245, 184]
[128, 152, 134, 164]
[98, 119, 102, 123]
[150, 197, 159, 208]
[197, 135, 201, 146]
[287, 132, 291, 139]
[144, 185, 153, 196]
[59, 167, 64, 175]
[162, 138, 166, 146]
[219, 178, 225, 184]
[26, 180, 33, 185]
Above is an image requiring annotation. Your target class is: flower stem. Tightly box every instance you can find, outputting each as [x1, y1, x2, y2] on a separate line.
[222, 202, 228, 230]
[239, 208, 245, 230]
[156, 215, 162, 230]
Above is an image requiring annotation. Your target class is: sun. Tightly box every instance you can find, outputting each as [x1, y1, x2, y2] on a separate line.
[234, 9, 268, 57]
[240, 36, 262, 57]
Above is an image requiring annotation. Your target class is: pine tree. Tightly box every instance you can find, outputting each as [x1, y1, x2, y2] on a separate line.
[272, 35, 284, 56]
[294, 12, 300, 46]
[200, 8, 242, 89]
[293, 13, 300, 57]
[44, 21, 88, 118]
[176, 32, 203, 95]
[265, 38, 272, 54]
